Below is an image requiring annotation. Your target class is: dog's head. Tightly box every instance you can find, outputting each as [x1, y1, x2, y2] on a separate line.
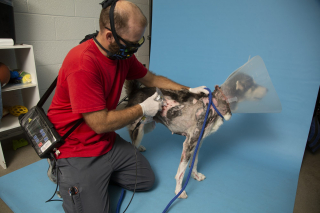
[221, 72, 268, 112]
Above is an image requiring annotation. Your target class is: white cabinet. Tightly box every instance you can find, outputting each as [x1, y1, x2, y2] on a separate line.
[0, 45, 40, 169]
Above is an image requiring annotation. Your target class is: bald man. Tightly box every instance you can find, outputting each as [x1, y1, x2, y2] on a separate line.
[47, 1, 208, 212]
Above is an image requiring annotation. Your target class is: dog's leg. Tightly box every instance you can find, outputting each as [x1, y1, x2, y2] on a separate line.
[143, 121, 156, 134]
[189, 140, 206, 181]
[185, 128, 206, 181]
[175, 136, 191, 199]
[128, 121, 146, 152]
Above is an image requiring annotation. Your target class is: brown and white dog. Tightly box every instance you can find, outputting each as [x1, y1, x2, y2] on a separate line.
[124, 73, 267, 198]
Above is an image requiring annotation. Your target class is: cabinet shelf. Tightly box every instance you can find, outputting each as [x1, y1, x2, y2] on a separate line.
[2, 83, 37, 92]
[0, 44, 32, 50]
[0, 44, 39, 169]
[0, 114, 20, 133]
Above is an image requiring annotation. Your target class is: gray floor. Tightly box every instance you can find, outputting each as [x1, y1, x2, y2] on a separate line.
[0, 134, 319, 213]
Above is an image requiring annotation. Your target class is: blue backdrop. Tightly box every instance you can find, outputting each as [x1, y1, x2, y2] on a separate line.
[147, 0, 320, 212]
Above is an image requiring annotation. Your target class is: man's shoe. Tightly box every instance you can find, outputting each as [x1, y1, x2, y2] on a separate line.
[47, 158, 57, 184]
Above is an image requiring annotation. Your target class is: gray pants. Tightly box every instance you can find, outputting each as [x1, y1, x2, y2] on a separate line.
[56, 134, 155, 213]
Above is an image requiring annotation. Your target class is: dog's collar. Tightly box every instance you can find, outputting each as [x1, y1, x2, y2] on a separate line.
[205, 87, 224, 120]
[215, 85, 230, 109]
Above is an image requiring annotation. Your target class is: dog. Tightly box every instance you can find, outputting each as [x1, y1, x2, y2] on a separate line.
[124, 72, 267, 199]
[221, 72, 269, 112]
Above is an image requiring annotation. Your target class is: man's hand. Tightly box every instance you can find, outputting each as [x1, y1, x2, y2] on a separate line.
[189, 86, 209, 95]
[139, 92, 162, 117]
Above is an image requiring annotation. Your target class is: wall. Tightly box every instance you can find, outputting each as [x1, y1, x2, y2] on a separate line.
[12, 0, 150, 111]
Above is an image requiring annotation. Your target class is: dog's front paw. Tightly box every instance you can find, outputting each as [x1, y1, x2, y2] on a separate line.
[192, 172, 206, 181]
[138, 145, 146, 152]
[175, 190, 188, 199]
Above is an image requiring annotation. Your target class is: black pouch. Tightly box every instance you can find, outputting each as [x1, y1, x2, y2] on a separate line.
[19, 106, 62, 158]
[18, 77, 82, 158]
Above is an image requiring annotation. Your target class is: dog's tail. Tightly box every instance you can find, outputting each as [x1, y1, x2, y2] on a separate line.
[124, 80, 141, 99]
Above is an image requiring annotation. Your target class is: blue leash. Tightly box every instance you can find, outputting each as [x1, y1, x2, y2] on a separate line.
[116, 88, 224, 213]
[116, 189, 125, 213]
[162, 88, 224, 213]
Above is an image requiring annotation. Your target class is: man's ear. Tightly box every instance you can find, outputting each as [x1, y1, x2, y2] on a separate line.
[105, 30, 113, 42]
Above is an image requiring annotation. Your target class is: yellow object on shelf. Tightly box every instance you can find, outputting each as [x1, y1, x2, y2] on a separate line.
[9, 105, 28, 117]
[19, 71, 32, 83]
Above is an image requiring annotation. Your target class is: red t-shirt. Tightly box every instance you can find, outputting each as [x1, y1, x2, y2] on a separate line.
[47, 39, 147, 159]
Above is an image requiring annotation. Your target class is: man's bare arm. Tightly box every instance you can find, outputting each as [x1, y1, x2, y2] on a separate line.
[82, 105, 143, 134]
[138, 71, 189, 91]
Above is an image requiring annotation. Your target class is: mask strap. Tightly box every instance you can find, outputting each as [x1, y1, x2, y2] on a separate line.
[93, 36, 113, 56]
[109, 0, 125, 49]
[100, 0, 115, 9]
[100, 0, 128, 50]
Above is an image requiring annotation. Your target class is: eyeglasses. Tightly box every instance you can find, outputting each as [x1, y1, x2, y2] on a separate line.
[105, 26, 145, 53]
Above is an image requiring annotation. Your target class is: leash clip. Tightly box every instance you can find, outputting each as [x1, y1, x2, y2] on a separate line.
[53, 148, 60, 157]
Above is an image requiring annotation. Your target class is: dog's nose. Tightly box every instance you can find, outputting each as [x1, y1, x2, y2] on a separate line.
[224, 113, 232, 121]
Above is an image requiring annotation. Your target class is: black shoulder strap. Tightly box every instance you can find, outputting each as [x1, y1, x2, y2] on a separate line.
[37, 77, 58, 108]
[37, 76, 83, 140]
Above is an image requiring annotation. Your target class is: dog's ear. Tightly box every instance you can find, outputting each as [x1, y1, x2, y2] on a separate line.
[236, 81, 244, 91]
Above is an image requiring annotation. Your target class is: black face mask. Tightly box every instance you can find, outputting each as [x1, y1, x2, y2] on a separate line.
[80, 0, 144, 60]
[86, 34, 144, 60]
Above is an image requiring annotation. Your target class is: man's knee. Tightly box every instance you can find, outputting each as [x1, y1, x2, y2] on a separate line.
[132, 167, 155, 191]
[144, 168, 155, 191]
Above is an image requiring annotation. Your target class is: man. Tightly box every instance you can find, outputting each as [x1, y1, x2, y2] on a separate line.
[47, 0, 208, 212]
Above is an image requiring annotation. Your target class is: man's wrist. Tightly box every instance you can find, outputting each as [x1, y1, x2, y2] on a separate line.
[138, 103, 145, 116]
